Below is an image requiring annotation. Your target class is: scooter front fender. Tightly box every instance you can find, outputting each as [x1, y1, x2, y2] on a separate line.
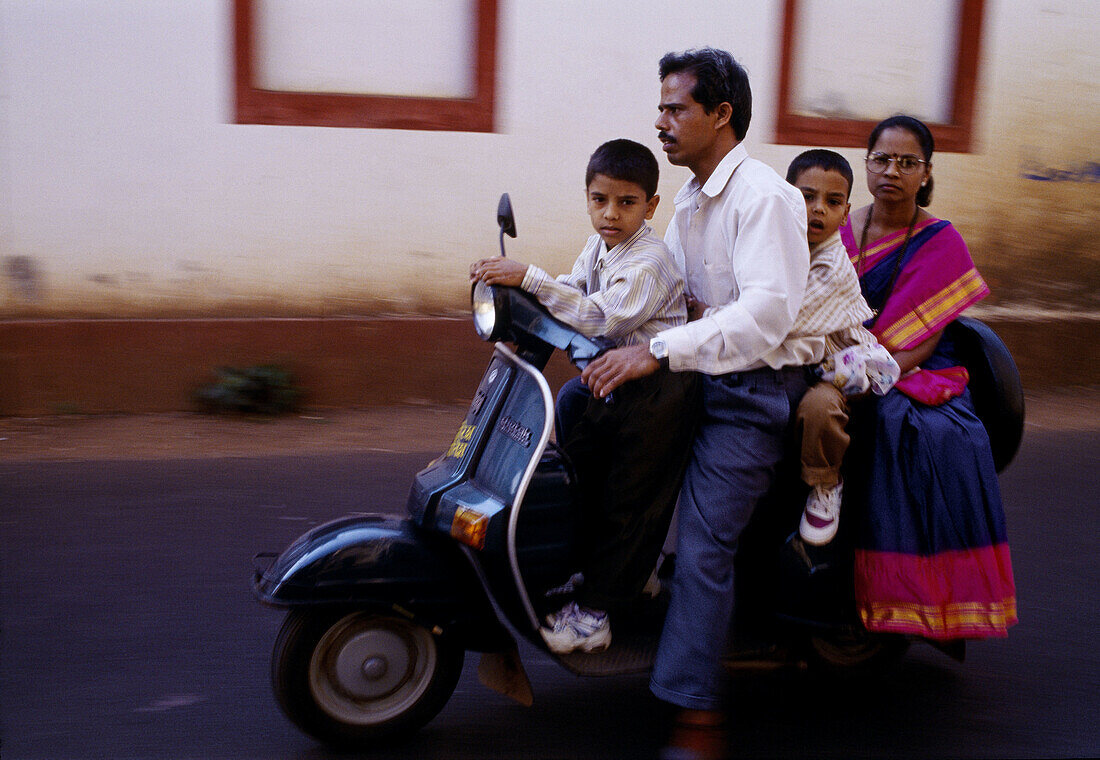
[255, 521, 512, 651]
[254, 514, 465, 604]
[253, 514, 508, 649]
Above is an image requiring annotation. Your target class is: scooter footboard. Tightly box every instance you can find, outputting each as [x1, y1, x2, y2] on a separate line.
[253, 514, 506, 646]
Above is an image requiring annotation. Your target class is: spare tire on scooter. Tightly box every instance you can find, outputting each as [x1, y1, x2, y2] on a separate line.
[271, 608, 464, 747]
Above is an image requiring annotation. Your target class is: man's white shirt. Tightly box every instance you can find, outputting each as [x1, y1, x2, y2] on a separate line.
[657, 143, 825, 374]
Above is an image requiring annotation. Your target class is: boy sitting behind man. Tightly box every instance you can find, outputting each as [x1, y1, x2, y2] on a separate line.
[470, 138, 698, 654]
[785, 149, 900, 544]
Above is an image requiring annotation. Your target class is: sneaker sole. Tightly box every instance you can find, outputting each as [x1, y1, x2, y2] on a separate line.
[575, 631, 611, 653]
[541, 627, 612, 655]
[799, 516, 838, 546]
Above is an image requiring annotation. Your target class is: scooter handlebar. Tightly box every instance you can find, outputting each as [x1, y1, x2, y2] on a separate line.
[472, 283, 616, 371]
[567, 334, 617, 371]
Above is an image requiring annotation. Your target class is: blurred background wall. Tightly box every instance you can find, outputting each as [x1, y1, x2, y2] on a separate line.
[0, 0, 1095, 413]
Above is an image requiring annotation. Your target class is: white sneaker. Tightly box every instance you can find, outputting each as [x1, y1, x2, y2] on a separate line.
[544, 595, 582, 629]
[799, 481, 843, 545]
[540, 601, 611, 654]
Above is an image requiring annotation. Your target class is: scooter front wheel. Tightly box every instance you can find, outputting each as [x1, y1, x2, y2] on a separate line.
[272, 608, 464, 746]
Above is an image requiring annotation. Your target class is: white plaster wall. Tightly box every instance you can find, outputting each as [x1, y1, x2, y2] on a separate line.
[256, 0, 477, 97]
[949, 0, 1100, 306]
[0, 0, 1095, 317]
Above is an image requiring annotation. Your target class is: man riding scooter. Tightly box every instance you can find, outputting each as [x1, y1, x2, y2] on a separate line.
[580, 47, 829, 758]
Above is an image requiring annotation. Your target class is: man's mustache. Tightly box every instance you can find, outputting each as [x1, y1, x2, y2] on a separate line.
[658, 132, 675, 143]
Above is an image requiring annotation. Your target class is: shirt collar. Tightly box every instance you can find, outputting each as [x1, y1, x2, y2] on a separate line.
[598, 223, 650, 264]
[674, 142, 749, 205]
[810, 229, 841, 255]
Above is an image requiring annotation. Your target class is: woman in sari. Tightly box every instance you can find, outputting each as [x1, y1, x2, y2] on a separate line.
[841, 115, 1017, 640]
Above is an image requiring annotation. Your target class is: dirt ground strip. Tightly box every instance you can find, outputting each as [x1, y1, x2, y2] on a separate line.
[0, 387, 1097, 463]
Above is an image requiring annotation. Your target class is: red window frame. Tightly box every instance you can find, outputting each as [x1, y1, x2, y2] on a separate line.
[233, 0, 498, 132]
[775, 0, 986, 152]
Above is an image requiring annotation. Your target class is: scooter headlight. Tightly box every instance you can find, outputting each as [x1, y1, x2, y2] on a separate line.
[471, 280, 503, 341]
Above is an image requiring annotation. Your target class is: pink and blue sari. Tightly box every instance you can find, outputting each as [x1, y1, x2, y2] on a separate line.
[840, 218, 1017, 640]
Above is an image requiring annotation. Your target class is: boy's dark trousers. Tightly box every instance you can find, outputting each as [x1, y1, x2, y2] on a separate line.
[561, 366, 700, 614]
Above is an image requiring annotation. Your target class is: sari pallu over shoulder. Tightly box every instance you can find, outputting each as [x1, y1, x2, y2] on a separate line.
[840, 218, 990, 405]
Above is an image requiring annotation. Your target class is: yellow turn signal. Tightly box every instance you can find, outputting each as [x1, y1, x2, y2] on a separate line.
[450, 506, 489, 550]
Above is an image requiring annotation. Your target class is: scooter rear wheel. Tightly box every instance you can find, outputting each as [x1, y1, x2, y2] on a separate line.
[807, 628, 909, 675]
[272, 608, 464, 746]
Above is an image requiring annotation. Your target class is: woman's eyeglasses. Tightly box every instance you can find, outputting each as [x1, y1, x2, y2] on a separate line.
[865, 152, 928, 174]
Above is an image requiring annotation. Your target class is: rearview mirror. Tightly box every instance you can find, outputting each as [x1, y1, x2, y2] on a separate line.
[497, 193, 517, 239]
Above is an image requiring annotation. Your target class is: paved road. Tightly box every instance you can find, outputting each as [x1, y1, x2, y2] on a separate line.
[2, 429, 1098, 759]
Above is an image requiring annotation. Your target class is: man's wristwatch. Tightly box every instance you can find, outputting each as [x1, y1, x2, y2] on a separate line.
[650, 337, 670, 370]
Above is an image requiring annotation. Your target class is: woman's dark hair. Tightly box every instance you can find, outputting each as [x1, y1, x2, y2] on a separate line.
[658, 47, 752, 141]
[868, 114, 935, 207]
[785, 149, 854, 198]
[585, 139, 660, 199]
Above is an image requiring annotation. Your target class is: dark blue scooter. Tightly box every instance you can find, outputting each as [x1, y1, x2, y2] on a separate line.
[252, 195, 1025, 748]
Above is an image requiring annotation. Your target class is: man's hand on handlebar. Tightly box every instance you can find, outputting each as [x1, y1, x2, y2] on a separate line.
[581, 344, 660, 399]
[470, 257, 528, 287]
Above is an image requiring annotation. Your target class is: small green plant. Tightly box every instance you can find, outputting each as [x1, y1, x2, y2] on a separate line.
[194, 364, 302, 416]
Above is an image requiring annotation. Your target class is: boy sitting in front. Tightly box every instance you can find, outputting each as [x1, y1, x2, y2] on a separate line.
[785, 149, 899, 545]
[470, 139, 698, 654]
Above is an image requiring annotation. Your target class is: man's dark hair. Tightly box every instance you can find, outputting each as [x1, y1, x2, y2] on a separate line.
[785, 149, 854, 198]
[585, 138, 660, 199]
[658, 47, 752, 140]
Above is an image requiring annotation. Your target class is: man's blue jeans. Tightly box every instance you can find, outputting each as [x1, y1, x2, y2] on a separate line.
[650, 365, 810, 711]
[554, 375, 590, 444]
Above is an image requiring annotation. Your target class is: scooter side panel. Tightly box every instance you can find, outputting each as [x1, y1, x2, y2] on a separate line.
[475, 447, 579, 630]
[468, 363, 548, 505]
[432, 446, 575, 580]
[407, 353, 517, 524]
